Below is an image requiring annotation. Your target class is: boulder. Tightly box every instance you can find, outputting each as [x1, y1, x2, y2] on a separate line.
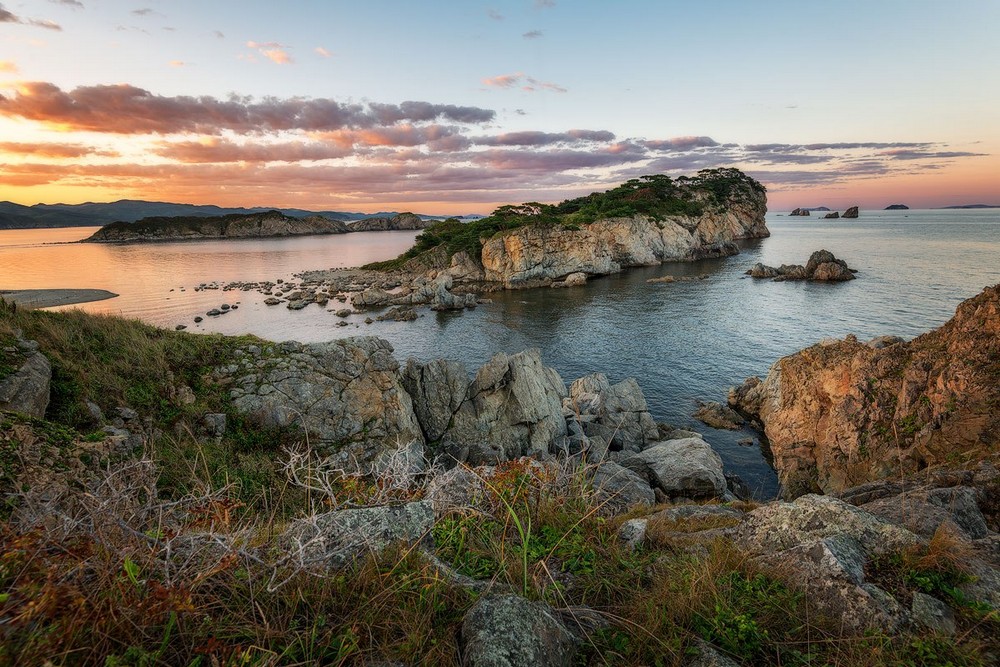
[566, 374, 659, 453]
[747, 263, 779, 279]
[0, 348, 51, 419]
[438, 349, 568, 464]
[563, 272, 588, 287]
[281, 501, 433, 567]
[425, 465, 485, 515]
[789, 208, 810, 216]
[590, 461, 655, 512]
[685, 640, 741, 667]
[637, 437, 726, 499]
[911, 592, 956, 635]
[353, 287, 392, 308]
[842, 206, 859, 219]
[811, 262, 855, 281]
[461, 594, 576, 667]
[861, 486, 990, 541]
[823, 211, 840, 219]
[735, 494, 921, 556]
[693, 401, 744, 430]
[224, 337, 424, 465]
[401, 358, 470, 442]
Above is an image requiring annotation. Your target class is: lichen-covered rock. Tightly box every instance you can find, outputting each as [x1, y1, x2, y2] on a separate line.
[911, 592, 956, 635]
[353, 287, 392, 308]
[425, 465, 485, 515]
[861, 486, 990, 541]
[439, 349, 567, 464]
[401, 358, 470, 442]
[224, 337, 424, 464]
[590, 461, 655, 512]
[729, 284, 1000, 498]
[735, 494, 921, 556]
[566, 374, 659, 453]
[637, 437, 726, 499]
[0, 346, 51, 419]
[461, 594, 576, 667]
[282, 501, 433, 567]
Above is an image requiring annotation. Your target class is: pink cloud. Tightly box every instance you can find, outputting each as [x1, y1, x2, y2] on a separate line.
[483, 72, 567, 93]
[0, 60, 17, 73]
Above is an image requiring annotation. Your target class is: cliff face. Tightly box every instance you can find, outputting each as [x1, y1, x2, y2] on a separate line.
[480, 185, 768, 288]
[731, 284, 1000, 498]
[348, 212, 429, 232]
[85, 211, 349, 242]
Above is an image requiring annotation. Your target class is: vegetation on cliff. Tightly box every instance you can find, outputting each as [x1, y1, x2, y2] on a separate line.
[365, 168, 766, 271]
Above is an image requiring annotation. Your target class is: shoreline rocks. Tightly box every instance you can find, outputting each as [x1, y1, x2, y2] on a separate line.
[747, 249, 857, 282]
[729, 283, 1000, 498]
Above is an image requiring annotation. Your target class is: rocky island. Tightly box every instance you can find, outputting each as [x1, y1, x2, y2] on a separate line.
[83, 210, 433, 243]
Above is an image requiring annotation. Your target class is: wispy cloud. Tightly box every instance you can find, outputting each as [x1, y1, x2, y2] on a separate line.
[486, 8, 504, 20]
[131, 8, 162, 17]
[0, 60, 17, 73]
[0, 3, 62, 30]
[523, 30, 543, 39]
[534, 0, 556, 8]
[48, 0, 83, 7]
[213, 30, 224, 39]
[169, 60, 186, 68]
[0, 141, 116, 157]
[483, 72, 567, 93]
[246, 40, 293, 64]
[314, 46, 331, 58]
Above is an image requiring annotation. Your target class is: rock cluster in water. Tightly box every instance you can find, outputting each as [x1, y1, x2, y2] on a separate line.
[747, 249, 857, 282]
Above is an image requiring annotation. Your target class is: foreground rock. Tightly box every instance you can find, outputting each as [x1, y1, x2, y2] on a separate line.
[220, 338, 424, 465]
[0, 337, 51, 418]
[461, 594, 576, 667]
[747, 249, 856, 282]
[730, 284, 1000, 497]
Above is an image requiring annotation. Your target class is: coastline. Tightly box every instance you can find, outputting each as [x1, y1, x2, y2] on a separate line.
[0, 288, 119, 309]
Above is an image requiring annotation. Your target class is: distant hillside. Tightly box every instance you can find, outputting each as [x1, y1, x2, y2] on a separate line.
[346, 213, 432, 232]
[83, 211, 349, 243]
[940, 204, 1000, 209]
[0, 199, 468, 230]
[884, 204, 909, 210]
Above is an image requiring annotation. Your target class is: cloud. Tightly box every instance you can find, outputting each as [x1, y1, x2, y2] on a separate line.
[49, 0, 83, 7]
[314, 46, 331, 57]
[482, 72, 567, 93]
[213, 30, 224, 39]
[154, 138, 351, 163]
[247, 40, 293, 64]
[131, 8, 161, 17]
[487, 8, 504, 20]
[535, 0, 556, 8]
[878, 148, 988, 160]
[0, 81, 497, 134]
[169, 60, 186, 67]
[0, 60, 17, 73]
[475, 129, 615, 146]
[643, 136, 719, 151]
[523, 30, 543, 39]
[0, 141, 116, 157]
[0, 3, 62, 30]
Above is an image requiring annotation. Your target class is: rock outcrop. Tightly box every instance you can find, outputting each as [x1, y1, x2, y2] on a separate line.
[347, 212, 430, 232]
[789, 208, 811, 216]
[461, 594, 576, 667]
[747, 249, 856, 282]
[730, 284, 1000, 498]
[842, 206, 860, 219]
[85, 211, 349, 242]
[480, 174, 768, 288]
[0, 338, 51, 419]
[824, 211, 840, 219]
[220, 338, 424, 465]
[885, 204, 909, 210]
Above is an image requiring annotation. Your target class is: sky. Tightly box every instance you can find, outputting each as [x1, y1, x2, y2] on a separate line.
[1, 0, 998, 214]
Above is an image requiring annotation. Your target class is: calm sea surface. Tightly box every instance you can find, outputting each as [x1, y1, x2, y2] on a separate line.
[3, 209, 999, 497]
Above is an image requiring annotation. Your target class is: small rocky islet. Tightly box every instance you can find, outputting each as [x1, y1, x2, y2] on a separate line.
[2, 169, 997, 664]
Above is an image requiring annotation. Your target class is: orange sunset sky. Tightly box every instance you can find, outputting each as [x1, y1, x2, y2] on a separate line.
[2, 0, 998, 215]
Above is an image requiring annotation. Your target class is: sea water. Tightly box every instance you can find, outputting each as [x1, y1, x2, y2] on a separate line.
[3, 209, 999, 496]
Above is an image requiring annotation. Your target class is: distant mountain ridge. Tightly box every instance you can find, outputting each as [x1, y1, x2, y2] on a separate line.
[0, 199, 468, 230]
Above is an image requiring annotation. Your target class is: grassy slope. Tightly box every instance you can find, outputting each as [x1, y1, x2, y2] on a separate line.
[0, 302, 995, 666]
